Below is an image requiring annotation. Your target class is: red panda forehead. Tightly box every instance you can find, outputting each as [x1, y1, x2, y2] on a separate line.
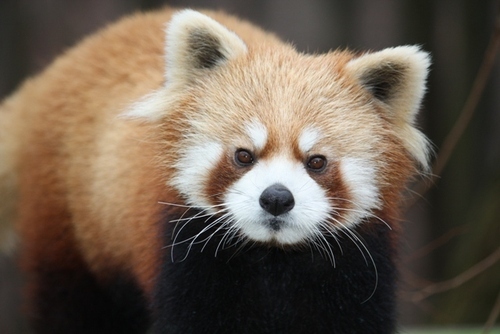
[199, 49, 351, 100]
[197, 53, 372, 119]
[187, 50, 391, 159]
[244, 52, 349, 95]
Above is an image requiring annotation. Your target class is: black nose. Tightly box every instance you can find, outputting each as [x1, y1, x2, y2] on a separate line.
[259, 184, 295, 216]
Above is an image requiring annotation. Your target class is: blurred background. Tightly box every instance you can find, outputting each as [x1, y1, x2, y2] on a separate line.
[0, 0, 499, 332]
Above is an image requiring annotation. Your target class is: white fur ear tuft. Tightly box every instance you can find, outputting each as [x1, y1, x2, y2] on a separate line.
[121, 89, 170, 121]
[165, 9, 248, 87]
[122, 10, 248, 121]
[346, 46, 431, 169]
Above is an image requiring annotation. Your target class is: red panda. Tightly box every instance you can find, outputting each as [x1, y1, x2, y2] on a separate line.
[0, 7, 430, 334]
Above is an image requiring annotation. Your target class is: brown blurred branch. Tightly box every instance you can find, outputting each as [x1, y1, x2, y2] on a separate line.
[409, 247, 500, 303]
[406, 8, 500, 207]
[483, 290, 500, 333]
[404, 226, 466, 263]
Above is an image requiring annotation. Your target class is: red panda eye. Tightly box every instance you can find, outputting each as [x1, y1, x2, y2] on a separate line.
[307, 155, 327, 172]
[235, 149, 254, 166]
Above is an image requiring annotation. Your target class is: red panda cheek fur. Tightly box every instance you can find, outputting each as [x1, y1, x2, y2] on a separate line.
[204, 151, 248, 207]
[308, 160, 352, 220]
[0, 7, 430, 334]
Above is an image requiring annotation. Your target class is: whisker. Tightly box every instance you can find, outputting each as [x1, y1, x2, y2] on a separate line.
[336, 222, 379, 304]
[171, 209, 213, 243]
[334, 220, 368, 265]
[158, 201, 226, 209]
[332, 206, 392, 231]
[169, 207, 230, 223]
[319, 221, 344, 256]
[219, 223, 241, 251]
[215, 221, 237, 257]
[178, 219, 222, 262]
[313, 229, 336, 267]
[169, 208, 226, 261]
[200, 213, 234, 253]
[325, 197, 392, 231]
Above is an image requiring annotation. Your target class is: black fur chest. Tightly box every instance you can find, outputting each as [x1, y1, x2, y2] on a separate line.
[154, 212, 397, 334]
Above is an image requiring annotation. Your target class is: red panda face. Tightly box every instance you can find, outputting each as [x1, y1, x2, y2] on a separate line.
[126, 10, 430, 247]
[166, 60, 386, 246]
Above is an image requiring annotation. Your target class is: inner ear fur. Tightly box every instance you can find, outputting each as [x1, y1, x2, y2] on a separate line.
[188, 29, 227, 69]
[346, 46, 430, 122]
[359, 62, 407, 102]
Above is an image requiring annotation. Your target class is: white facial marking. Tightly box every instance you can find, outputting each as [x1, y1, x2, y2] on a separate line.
[171, 141, 223, 208]
[224, 156, 331, 245]
[298, 127, 321, 153]
[339, 157, 381, 225]
[246, 121, 268, 150]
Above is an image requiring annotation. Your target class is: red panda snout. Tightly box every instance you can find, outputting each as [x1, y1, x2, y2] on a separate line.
[224, 155, 332, 245]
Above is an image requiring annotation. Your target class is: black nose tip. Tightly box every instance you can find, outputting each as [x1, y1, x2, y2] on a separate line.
[259, 184, 295, 216]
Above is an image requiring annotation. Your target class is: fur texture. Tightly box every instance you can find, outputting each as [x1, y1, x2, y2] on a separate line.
[0, 8, 430, 333]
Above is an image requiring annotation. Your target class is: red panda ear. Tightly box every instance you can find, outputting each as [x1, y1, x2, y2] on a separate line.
[164, 10, 248, 87]
[346, 46, 431, 169]
[123, 10, 247, 121]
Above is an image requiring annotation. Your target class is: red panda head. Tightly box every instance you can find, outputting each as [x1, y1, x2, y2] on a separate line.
[126, 10, 431, 246]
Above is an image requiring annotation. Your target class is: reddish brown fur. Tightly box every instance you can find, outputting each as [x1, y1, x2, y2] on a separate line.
[205, 152, 247, 207]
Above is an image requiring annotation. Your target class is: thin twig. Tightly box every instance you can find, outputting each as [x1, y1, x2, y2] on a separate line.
[410, 247, 500, 303]
[405, 226, 466, 262]
[431, 10, 500, 179]
[400, 267, 434, 289]
[483, 290, 500, 333]
[407, 8, 500, 206]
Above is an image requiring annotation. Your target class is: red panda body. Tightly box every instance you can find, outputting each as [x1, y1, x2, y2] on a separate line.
[0, 8, 430, 333]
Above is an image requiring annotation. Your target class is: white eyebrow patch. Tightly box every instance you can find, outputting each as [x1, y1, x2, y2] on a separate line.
[298, 127, 321, 153]
[246, 120, 268, 150]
